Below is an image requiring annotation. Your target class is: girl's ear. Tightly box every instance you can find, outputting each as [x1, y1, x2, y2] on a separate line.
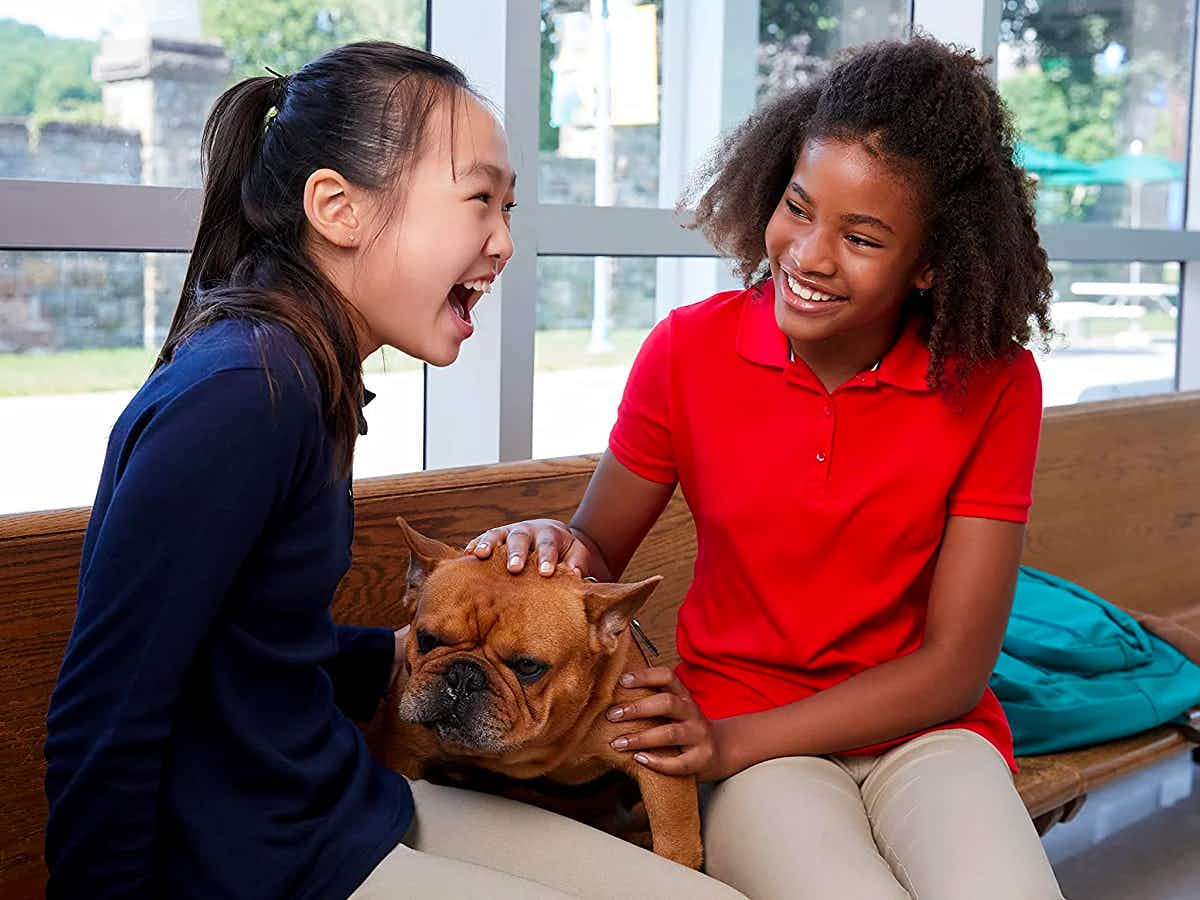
[303, 167, 362, 248]
[914, 263, 934, 292]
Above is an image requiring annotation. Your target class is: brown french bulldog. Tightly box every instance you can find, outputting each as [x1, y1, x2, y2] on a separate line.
[368, 516, 703, 870]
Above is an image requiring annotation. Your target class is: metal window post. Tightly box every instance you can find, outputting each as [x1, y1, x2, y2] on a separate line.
[426, 0, 541, 467]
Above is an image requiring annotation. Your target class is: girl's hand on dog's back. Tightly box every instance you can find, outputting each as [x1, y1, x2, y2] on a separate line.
[467, 519, 602, 579]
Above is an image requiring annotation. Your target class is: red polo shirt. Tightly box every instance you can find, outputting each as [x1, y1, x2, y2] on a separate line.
[608, 282, 1043, 770]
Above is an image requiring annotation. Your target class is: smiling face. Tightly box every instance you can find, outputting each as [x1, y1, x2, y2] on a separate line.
[348, 92, 516, 365]
[764, 138, 932, 363]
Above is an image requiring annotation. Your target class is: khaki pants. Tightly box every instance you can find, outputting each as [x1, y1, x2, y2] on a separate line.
[702, 728, 1064, 900]
[350, 779, 748, 899]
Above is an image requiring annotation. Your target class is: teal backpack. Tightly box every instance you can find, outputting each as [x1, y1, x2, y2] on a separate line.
[990, 567, 1200, 756]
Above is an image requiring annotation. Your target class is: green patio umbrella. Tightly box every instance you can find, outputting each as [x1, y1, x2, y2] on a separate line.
[1041, 153, 1184, 187]
[1014, 142, 1094, 179]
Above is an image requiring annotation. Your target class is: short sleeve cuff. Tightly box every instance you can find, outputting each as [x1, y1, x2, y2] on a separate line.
[608, 434, 678, 485]
[947, 498, 1030, 524]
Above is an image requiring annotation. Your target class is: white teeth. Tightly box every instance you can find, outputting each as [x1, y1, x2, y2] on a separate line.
[459, 279, 492, 294]
[785, 272, 837, 302]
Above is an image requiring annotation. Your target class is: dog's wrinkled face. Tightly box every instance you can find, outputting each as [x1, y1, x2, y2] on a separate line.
[394, 517, 660, 757]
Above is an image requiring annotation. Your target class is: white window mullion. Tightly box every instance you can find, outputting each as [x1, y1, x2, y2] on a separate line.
[911, 0, 1002, 75]
[0, 180, 199, 252]
[425, 0, 541, 468]
[1178, 8, 1200, 391]
[1039, 226, 1200, 264]
[537, 205, 715, 257]
[655, 0, 758, 318]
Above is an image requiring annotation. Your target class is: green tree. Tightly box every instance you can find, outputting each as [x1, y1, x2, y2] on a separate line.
[1000, 0, 1190, 158]
[0, 18, 100, 119]
[760, 0, 843, 59]
[1000, 69, 1123, 163]
[201, 0, 424, 83]
[998, 1, 1190, 223]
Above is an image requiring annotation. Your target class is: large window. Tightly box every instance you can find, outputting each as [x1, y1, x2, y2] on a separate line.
[992, 0, 1197, 416]
[528, 0, 912, 461]
[756, 0, 910, 97]
[0, 1, 425, 188]
[0, 249, 421, 514]
[1038, 260, 1180, 406]
[0, 1, 426, 514]
[997, 0, 1195, 229]
[4, 0, 1200, 513]
[532, 255, 722, 459]
[539, 0, 908, 209]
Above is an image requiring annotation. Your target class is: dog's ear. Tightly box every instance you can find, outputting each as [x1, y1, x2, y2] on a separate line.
[582, 576, 663, 653]
[396, 516, 460, 599]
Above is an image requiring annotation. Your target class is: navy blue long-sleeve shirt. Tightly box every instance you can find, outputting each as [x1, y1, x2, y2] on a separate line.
[44, 319, 413, 899]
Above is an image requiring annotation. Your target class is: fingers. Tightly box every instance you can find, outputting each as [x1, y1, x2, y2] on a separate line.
[465, 526, 509, 558]
[464, 520, 575, 576]
[562, 538, 592, 578]
[617, 666, 687, 695]
[503, 528, 533, 572]
[534, 531, 560, 576]
[463, 525, 531, 571]
[606, 689, 696, 724]
[624, 747, 710, 778]
[610, 721, 703, 753]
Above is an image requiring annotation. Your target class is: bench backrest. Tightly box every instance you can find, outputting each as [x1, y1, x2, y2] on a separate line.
[2, 393, 1198, 895]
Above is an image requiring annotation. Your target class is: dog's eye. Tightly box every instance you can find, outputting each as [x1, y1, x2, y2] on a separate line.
[507, 657, 549, 684]
[416, 631, 443, 655]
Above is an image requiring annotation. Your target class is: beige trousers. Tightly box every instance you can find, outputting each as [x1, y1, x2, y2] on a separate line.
[702, 728, 1064, 900]
[350, 779, 748, 899]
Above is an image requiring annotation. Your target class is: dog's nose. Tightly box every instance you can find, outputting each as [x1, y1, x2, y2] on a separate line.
[444, 659, 487, 695]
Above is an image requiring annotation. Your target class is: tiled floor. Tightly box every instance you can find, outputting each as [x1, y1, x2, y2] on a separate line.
[1044, 749, 1200, 899]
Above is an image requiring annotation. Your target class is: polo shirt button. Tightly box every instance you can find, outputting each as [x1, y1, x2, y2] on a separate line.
[816, 452, 826, 463]
[824, 405, 832, 416]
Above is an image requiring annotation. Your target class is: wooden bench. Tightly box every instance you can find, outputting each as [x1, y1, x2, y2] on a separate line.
[3, 393, 1199, 895]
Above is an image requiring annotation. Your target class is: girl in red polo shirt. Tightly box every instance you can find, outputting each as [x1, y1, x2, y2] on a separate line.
[472, 37, 1062, 899]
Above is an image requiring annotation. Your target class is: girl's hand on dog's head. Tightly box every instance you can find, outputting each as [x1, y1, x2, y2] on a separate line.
[606, 666, 737, 782]
[466, 519, 596, 579]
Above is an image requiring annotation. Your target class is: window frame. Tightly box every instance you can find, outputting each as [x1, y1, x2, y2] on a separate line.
[1, 0, 1197, 478]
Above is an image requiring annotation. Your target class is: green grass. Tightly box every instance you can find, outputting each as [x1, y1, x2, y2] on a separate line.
[533, 328, 648, 371]
[1076, 311, 1176, 339]
[0, 329, 651, 397]
[0, 347, 160, 396]
[3, 315, 1182, 398]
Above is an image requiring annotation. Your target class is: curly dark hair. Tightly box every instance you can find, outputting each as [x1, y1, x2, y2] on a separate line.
[684, 36, 1054, 390]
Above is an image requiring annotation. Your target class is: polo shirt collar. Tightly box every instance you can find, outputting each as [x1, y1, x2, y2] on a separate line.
[875, 317, 933, 392]
[735, 282, 789, 368]
[735, 279, 932, 392]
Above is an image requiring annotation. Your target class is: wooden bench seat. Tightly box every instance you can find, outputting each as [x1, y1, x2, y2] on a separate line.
[1019, 726, 1192, 833]
[2, 393, 1199, 896]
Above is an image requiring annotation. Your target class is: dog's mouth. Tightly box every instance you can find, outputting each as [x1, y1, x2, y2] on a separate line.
[398, 673, 512, 754]
[427, 714, 513, 756]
